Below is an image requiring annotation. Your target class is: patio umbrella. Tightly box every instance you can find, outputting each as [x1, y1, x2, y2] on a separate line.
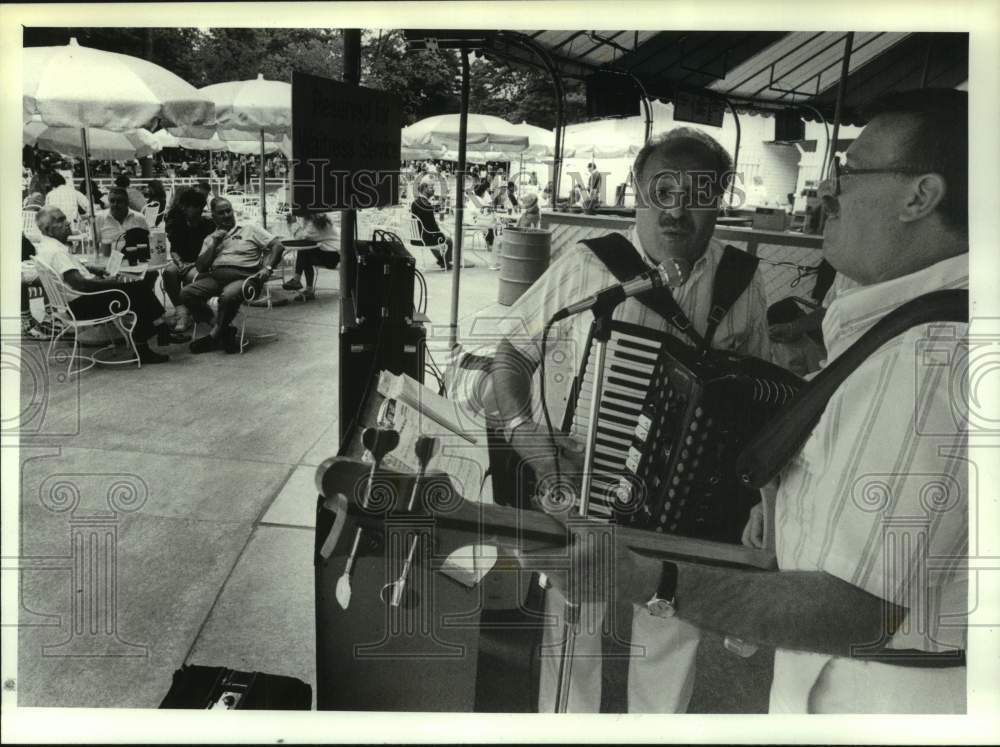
[402, 113, 529, 154]
[25, 120, 161, 161]
[23, 37, 214, 248]
[195, 74, 292, 227]
[562, 116, 645, 160]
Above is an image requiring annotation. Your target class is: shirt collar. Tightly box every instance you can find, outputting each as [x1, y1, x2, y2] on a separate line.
[822, 253, 969, 360]
[627, 226, 718, 279]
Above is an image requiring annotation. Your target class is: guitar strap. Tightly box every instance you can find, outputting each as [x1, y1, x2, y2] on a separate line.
[735, 288, 969, 488]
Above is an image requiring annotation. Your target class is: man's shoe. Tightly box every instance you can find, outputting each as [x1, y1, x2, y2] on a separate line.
[282, 278, 303, 291]
[137, 345, 169, 364]
[22, 323, 51, 341]
[222, 327, 241, 354]
[157, 325, 189, 346]
[189, 334, 220, 354]
[302, 288, 316, 301]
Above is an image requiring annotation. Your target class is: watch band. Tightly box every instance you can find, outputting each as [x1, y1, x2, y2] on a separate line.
[646, 561, 678, 619]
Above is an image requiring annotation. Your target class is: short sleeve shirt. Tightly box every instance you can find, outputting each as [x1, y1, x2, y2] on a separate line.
[34, 236, 94, 302]
[495, 229, 771, 434]
[211, 223, 276, 270]
[95, 209, 148, 244]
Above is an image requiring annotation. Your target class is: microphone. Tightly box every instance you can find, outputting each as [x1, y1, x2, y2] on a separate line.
[551, 258, 689, 322]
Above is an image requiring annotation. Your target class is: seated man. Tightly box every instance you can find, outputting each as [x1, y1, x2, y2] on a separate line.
[44, 172, 91, 223]
[115, 174, 147, 212]
[32, 207, 183, 364]
[164, 189, 215, 331]
[180, 197, 284, 354]
[95, 187, 148, 247]
[410, 174, 453, 269]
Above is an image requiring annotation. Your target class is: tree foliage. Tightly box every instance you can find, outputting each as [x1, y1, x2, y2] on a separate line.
[23, 27, 588, 130]
[361, 30, 460, 124]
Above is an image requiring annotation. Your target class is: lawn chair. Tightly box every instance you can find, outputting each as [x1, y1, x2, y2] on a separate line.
[34, 258, 141, 377]
[142, 201, 160, 226]
[406, 216, 446, 271]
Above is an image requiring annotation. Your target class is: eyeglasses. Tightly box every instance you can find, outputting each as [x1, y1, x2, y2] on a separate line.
[831, 156, 928, 197]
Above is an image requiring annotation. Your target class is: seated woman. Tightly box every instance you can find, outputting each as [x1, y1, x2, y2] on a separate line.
[282, 213, 340, 299]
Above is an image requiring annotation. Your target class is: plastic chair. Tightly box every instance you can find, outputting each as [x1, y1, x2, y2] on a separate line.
[34, 258, 141, 377]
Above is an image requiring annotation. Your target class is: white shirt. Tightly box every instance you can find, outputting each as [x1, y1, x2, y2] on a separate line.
[44, 184, 91, 223]
[496, 228, 771, 433]
[771, 252, 969, 712]
[95, 209, 148, 245]
[34, 235, 95, 302]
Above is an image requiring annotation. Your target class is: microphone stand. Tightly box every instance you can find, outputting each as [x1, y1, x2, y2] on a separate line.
[554, 295, 621, 713]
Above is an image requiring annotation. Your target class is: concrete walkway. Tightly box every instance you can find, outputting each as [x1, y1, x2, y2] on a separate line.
[16, 256, 507, 708]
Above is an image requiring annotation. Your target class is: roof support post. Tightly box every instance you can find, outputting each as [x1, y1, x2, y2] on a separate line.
[827, 32, 854, 179]
[448, 49, 471, 351]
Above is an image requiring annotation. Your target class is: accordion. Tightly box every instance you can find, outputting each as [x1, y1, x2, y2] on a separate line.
[564, 320, 802, 543]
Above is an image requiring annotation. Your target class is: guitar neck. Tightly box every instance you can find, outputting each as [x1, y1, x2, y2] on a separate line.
[320, 458, 775, 570]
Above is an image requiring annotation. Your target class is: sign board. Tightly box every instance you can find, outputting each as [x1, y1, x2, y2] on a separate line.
[291, 71, 401, 212]
[673, 91, 726, 128]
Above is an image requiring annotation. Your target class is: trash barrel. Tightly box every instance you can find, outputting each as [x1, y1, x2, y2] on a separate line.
[497, 228, 552, 306]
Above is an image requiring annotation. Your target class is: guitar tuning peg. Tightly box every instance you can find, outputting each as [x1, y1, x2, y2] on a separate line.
[414, 436, 438, 469]
[362, 427, 400, 462]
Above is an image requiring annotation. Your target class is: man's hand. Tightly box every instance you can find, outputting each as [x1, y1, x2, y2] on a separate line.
[769, 320, 804, 343]
[544, 520, 663, 608]
[209, 228, 229, 244]
[741, 502, 766, 549]
[507, 421, 585, 514]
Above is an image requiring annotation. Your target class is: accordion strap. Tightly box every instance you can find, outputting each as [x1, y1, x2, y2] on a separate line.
[735, 288, 969, 488]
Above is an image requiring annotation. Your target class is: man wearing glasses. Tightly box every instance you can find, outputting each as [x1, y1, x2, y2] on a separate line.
[488, 127, 771, 712]
[555, 88, 969, 713]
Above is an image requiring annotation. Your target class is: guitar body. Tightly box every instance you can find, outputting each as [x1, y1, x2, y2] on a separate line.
[314, 469, 546, 712]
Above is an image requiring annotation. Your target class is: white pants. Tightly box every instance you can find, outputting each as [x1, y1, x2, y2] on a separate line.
[537, 587, 701, 713]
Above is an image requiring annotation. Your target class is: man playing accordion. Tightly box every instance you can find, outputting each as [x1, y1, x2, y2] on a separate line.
[488, 127, 771, 712]
[540, 89, 969, 714]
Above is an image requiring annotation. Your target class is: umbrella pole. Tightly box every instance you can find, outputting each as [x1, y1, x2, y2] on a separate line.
[80, 128, 100, 252]
[260, 130, 267, 229]
[449, 49, 471, 351]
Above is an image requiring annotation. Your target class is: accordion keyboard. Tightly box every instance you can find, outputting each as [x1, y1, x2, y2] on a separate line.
[569, 326, 665, 520]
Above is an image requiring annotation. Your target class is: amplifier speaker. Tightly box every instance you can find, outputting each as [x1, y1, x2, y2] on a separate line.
[774, 109, 805, 142]
[338, 321, 425, 440]
[349, 235, 416, 328]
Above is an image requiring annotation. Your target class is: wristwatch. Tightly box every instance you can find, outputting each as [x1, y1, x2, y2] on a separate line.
[502, 414, 534, 442]
[646, 561, 678, 618]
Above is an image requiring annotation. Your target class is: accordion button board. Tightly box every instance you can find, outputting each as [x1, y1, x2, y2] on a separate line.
[568, 320, 801, 544]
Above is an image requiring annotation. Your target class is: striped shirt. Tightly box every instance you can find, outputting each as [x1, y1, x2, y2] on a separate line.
[771, 252, 968, 710]
[496, 228, 771, 433]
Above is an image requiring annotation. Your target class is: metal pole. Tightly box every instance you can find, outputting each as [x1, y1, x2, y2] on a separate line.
[827, 32, 855, 179]
[340, 29, 362, 321]
[723, 99, 742, 209]
[259, 130, 267, 229]
[80, 128, 99, 252]
[448, 49, 471, 351]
